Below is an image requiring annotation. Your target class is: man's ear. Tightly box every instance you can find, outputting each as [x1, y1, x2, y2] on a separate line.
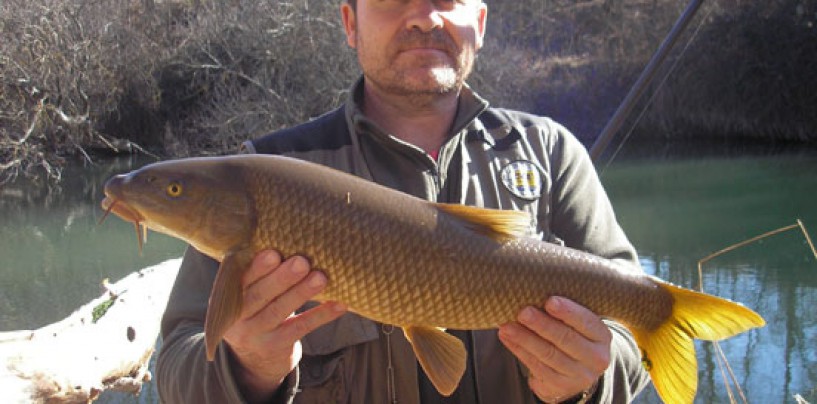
[475, 3, 487, 50]
[340, 3, 357, 49]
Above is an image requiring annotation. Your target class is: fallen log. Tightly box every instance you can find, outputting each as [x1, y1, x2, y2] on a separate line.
[0, 258, 181, 403]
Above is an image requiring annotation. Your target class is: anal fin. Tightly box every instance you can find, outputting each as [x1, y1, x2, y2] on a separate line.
[403, 326, 467, 396]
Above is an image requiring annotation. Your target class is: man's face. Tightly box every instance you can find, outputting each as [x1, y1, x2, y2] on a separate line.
[341, 0, 487, 97]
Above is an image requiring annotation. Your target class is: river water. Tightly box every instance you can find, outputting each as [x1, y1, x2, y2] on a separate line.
[602, 145, 817, 403]
[1, 146, 815, 403]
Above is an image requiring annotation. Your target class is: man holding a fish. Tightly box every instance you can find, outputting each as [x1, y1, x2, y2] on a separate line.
[156, 0, 651, 403]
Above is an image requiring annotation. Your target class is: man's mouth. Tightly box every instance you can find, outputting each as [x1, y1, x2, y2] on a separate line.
[401, 47, 450, 56]
[396, 30, 456, 58]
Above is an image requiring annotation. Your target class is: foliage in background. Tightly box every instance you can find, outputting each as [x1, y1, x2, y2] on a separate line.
[0, 0, 359, 184]
[1, 0, 815, 184]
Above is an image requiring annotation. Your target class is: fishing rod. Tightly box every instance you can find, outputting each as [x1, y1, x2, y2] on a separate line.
[590, 0, 706, 163]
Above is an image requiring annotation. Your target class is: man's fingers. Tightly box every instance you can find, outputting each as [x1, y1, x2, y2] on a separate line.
[242, 250, 282, 286]
[499, 298, 613, 380]
[250, 270, 330, 328]
[276, 301, 348, 344]
[541, 297, 612, 372]
[241, 255, 310, 319]
[510, 299, 610, 372]
[499, 323, 590, 399]
[545, 297, 611, 345]
[499, 321, 575, 376]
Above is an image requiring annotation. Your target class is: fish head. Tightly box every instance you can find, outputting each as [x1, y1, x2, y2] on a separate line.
[101, 158, 255, 259]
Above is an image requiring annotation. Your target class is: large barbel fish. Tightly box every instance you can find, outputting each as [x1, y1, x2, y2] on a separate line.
[101, 155, 764, 403]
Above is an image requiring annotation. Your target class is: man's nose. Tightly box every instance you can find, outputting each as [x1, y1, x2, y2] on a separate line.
[405, 0, 444, 32]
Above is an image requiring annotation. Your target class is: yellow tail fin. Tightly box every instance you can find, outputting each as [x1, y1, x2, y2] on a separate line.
[630, 280, 765, 404]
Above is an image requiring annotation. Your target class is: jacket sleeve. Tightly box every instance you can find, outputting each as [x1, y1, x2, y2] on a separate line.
[155, 246, 299, 403]
[543, 122, 652, 402]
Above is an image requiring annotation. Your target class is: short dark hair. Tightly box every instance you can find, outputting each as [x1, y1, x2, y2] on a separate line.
[347, 0, 356, 11]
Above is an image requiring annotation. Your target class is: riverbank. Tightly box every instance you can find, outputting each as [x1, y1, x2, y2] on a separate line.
[2, 0, 815, 184]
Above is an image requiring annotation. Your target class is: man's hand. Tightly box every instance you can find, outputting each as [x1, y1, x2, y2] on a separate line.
[498, 296, 611, 403]
[222, 250, 347, 403]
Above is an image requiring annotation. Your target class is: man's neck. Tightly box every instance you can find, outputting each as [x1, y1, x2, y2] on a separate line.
[361, 82, 460, 155]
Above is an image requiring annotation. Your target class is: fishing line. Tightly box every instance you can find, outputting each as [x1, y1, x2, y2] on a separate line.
[600, 4, 716, 174]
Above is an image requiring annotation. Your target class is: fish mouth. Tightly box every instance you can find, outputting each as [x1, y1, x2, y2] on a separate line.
[100, 196, 143, 224]
[100, 195, 149, 253]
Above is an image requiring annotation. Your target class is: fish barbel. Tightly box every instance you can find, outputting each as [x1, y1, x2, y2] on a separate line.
[100, 154, 765, 403]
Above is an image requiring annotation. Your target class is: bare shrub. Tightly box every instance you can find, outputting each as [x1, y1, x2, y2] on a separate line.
[0, 0, 357, 183]
[0, 0, 172, 183]
[154, 0, 358, 156]
[2, 0, 815, 184]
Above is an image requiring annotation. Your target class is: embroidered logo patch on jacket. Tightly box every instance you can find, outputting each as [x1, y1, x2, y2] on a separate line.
[500, 160, 543, 201]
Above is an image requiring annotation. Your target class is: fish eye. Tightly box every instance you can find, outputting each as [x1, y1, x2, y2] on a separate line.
[166, 182, 183, 198]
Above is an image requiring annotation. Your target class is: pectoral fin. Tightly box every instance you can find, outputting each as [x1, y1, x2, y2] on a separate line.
[403, 326, 467, 396]
[204, 249, 253, 361]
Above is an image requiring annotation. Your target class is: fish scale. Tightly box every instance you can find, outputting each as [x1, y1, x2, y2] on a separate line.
[101, 154, 766, 403]
[248, 159, 664, 329]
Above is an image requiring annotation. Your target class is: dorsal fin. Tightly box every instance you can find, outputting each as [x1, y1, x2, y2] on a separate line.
[435, 203, 530, 242]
